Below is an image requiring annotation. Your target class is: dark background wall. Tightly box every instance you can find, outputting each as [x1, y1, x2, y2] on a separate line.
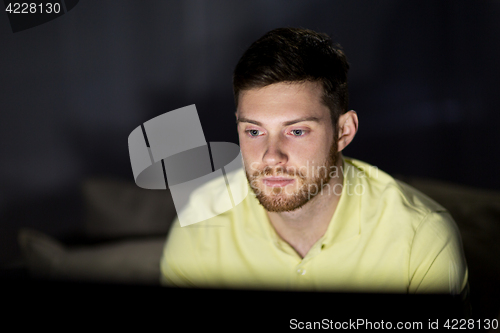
[1, 0, 499, 265]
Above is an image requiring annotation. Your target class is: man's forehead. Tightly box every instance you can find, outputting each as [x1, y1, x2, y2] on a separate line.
[238, 81, 323, 101]
[236, 82, 330, 124]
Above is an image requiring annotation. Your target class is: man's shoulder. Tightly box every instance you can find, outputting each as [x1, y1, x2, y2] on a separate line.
[345, 157, 450, 228]
[173, 167, 250, 227]
[192, 167, 247, 203]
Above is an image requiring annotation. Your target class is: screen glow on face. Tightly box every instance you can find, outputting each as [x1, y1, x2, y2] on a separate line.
[236, 82, 337, 212]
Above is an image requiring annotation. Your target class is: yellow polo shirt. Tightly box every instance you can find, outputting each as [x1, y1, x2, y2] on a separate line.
[160, 157, 468, 293]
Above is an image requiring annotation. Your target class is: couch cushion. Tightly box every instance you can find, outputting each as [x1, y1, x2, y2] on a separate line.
[19, 228, 166, 285]
[82, 178, 177, 239]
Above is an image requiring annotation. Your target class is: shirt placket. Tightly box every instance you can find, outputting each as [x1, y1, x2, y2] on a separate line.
[292, 240, 324, 288]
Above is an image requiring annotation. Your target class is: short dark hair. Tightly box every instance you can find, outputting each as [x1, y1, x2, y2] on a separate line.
[233, 27, 350, 127]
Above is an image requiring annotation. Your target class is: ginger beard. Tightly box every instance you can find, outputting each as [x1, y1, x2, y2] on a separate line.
[245, 137, 339, 213]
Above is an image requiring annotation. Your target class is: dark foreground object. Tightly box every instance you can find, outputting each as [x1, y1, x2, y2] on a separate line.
[2, 277, 470, 330]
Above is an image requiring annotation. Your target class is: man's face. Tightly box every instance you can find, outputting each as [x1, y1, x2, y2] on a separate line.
[236, 81, 338, 212]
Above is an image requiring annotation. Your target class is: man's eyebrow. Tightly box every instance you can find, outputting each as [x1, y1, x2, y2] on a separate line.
[236, 116, 321, 126]
[282, 116, 321, 126]
[236, 117, 262, 126]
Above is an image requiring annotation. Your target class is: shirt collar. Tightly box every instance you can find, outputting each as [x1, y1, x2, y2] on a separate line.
[320, 157, 362, 246]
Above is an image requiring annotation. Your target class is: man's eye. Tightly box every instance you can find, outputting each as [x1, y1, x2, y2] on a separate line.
[291, 129, 305, 136]
[247, 129, 262, 137]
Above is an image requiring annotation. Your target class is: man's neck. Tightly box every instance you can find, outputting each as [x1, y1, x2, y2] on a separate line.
[266, 156, 344, 259]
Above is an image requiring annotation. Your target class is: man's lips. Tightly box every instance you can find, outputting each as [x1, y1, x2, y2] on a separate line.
[262, 177, 296, 187]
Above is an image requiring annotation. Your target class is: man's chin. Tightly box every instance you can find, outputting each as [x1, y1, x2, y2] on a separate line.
[253, 189, 310, 213]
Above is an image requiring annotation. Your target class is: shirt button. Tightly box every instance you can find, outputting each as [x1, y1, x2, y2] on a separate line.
[297, 268, 306, 275]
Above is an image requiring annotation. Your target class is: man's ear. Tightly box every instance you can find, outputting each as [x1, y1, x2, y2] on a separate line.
[337, 110, 358, 152]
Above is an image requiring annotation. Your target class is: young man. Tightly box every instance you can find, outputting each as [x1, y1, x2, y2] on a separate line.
[160, 27, 468, 293]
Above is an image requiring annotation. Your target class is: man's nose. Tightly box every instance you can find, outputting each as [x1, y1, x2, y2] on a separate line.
[262, 135, 288, 167]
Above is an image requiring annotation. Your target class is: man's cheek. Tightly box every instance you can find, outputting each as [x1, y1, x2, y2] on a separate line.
[248, 161, 261, 174]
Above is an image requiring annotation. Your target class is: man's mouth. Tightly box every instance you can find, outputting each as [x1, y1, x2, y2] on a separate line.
[262, 177, 296, 187]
